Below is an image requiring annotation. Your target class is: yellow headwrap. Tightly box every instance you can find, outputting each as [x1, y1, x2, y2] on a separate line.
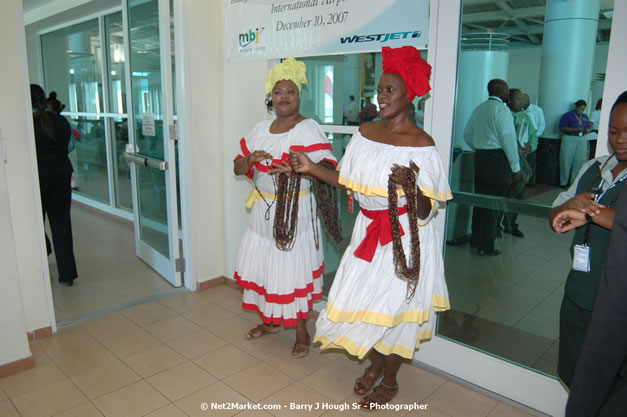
[265, 57, 308, 95]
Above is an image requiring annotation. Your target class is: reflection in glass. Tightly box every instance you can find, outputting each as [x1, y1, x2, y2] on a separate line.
[136, 165, 169, 257]
[105, 12, 126, 114]
[69, 116, 110, 203]
[129, 0, 164, 161]
[439, 0, 614, 380]
[42, 19, 103, 114]
[110, 117, 133, 210]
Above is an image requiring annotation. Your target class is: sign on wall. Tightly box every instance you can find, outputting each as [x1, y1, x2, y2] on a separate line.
[226, 0, 429, 62]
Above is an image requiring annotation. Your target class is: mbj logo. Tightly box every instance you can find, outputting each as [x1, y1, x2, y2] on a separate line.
[239, 27, 264, 48]
[340, 31, 422, 44]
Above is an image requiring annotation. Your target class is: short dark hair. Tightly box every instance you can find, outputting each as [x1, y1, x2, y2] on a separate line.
[610, 91, 627, 116]
[487, 79, 508, 97]
[596, 98, 603, 110]
[574, 99, 587, 108]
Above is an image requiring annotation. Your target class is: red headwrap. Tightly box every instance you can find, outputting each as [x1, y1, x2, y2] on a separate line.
[381, 46, 431, 102]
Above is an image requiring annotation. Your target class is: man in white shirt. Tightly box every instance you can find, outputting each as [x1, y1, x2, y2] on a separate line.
[523, 94, 545, 186]
[344, 95, 359, 126]
[464, 79, 522, 256]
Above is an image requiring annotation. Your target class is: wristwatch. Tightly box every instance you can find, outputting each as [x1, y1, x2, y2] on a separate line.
[585, 213, 593, 224]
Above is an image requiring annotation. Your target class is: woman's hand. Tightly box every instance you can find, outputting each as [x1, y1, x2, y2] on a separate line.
[552, 208, 588, 234]
[248, 150, 273, 165]
[269, 160, 294, 176]
[289, 151, 316, 175]
[234, 149, 273, 175]
[389, 161, 420, 187]
[562, 192, 604, 216]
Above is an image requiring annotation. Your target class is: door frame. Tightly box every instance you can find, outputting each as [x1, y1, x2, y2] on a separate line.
[122, 0, 183, 287]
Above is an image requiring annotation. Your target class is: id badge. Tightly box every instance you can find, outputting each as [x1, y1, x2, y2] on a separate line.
[572, 244, 590, 272]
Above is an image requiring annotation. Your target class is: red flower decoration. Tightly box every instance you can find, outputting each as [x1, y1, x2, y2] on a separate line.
[382, 46, 431, 102]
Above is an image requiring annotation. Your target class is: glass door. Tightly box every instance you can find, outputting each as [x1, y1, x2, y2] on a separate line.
[416, 1, 614, 415]
[123, 0, 181, 286]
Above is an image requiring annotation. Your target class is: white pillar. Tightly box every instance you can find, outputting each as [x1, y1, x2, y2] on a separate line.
[453, 47, 509, 151]
[538, 0, 600, 139]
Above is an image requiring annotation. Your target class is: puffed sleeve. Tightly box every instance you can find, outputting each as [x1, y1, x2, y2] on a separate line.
[233, 122, 260, 179]
[289, 119, 337, 168]
[412, 148, 453, 225]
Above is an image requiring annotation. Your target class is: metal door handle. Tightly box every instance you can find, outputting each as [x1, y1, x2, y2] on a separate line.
[122, 152, 168, 171]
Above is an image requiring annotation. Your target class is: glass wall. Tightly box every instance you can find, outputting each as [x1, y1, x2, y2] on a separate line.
[40, 11, 133, 211]
[438, 0, 614, 379]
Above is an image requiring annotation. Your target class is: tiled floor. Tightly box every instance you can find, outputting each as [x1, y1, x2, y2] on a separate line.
[48, 202, 177, 323]
[1, 285, 539, 417]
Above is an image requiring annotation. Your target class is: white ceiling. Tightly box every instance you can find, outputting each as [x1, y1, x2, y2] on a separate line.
[461, 0, 614, 46]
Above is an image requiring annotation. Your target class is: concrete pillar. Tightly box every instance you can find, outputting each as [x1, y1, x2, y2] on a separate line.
[538, 0, 600, 139]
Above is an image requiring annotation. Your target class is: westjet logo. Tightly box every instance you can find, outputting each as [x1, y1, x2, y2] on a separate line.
[340, 31, 422, 44]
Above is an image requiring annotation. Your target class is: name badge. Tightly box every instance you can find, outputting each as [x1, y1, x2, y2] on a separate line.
[572, 244, 590, 272]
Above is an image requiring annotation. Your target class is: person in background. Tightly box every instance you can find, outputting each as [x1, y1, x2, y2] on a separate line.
[232, 58, 337, 358]
[464, 79, 522, 256]
[31, 84, 78, 287]
[550, 91, 627, 390]
[291, 45, 451, 409]
[502, 88, 537, 238]
[523, 94, 545, 186]
[588, 99, 602, 160]
[359, 97, 378, 124]
[344, 94, 359, 126]
[559, 100, 592, 188]
[47, 91, 82, 191]
[565, 187, 627, 417]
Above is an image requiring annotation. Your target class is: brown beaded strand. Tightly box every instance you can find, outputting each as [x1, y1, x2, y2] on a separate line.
[312, 160, 343, 246]
[388, 165, 421, 301]
[273, 172, 302, 251]
[273, 161, 343, 252]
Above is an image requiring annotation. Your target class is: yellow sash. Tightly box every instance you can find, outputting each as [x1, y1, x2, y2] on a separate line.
[245, 187, 310, 209]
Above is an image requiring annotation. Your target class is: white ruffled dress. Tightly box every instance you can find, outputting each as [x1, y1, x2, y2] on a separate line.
[314, 132, 452, 359]
[234, 119, 337, 327]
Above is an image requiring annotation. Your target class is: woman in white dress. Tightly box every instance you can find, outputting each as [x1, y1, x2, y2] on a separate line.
[291, 46, 452, 408]
[233, 58, 337, 358]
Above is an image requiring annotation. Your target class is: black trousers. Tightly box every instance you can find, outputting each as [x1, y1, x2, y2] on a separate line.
[536, 138, 560, 186]
[471, 149, 512, 251]
[40, 169, 78, 282]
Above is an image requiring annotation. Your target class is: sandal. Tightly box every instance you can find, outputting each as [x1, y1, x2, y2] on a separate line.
[354, 366, 384, 395]
[291, 335, 310, 358]
[359, 382, 399, 409]
[246, 324, 280, 339]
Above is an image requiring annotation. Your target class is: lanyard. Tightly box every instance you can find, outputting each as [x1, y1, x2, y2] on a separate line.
[593, 173, 627, 202]
[583, 161, 626, 244]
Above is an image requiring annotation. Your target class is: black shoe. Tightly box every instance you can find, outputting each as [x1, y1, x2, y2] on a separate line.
[477, 248, 502, 256]
[505, 228, 524, 238]
[58, 279, 73, 287]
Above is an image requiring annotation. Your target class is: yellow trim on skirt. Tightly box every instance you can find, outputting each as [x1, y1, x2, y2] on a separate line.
[314, 330, 434, 360]
[325, 295, 450, 327]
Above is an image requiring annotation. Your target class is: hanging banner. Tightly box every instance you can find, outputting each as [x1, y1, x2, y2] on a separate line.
[226, 0, 429, 62]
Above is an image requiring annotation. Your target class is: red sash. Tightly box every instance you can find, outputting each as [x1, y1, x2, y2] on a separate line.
[353, 206, 407, 262]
